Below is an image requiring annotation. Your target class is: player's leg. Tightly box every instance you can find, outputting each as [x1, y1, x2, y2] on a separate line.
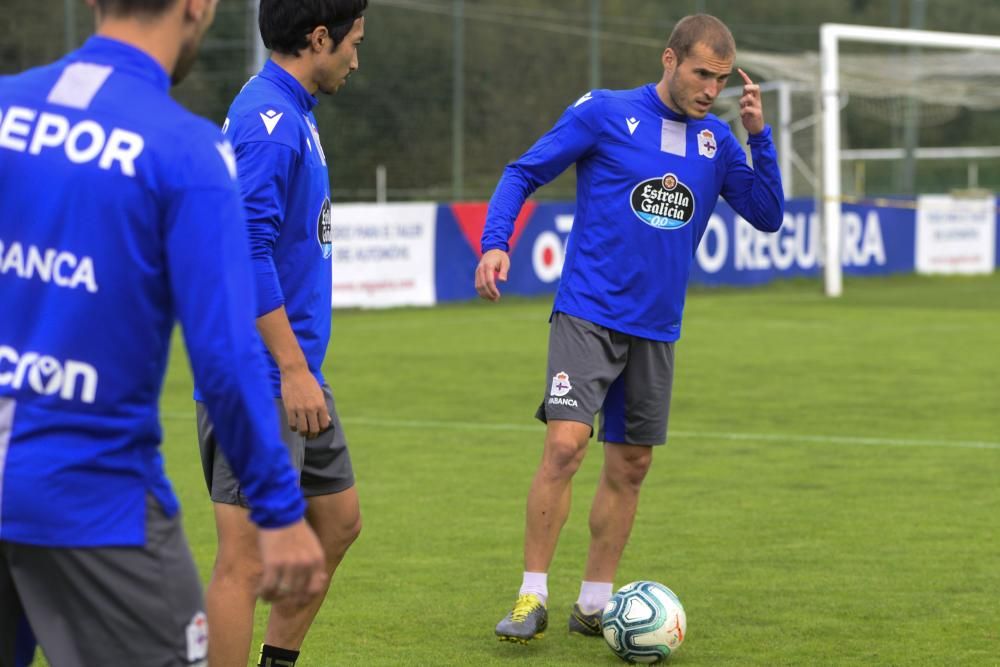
[0, 544, 38, 667]
[571, 338, 675, 636]
[524, 419, 592, 574]
[5, 497, 207, 666]
[205, 503, 261, 667]
[494, 420, 590, 643]
[196, 399, 303, 667]
[263, 488, 360, 652]
[263, 488, 361, 652]
[261, 385, 360, 664]
[567, 441, 654, 638]
[1, 544, 21, 667]
[586, 442, 654, 582]
[496, 313, 626, 643]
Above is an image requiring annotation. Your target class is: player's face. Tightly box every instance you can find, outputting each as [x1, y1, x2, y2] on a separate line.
[661, 42, 733, 119]
[316, 17, 365, 95]
[174, 0, 220, 85]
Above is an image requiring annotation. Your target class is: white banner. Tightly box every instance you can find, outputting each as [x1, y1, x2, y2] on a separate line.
[330, 203, 437, 308]
[915, 195, 996, 274]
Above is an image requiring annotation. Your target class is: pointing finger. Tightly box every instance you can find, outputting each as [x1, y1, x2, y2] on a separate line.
[737, 67, 754, 87]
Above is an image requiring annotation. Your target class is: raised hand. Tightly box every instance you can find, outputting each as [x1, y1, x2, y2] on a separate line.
[737, 68, 765, 135]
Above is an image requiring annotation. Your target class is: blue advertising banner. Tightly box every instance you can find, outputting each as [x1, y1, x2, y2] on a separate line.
[431, 197, 938, 302]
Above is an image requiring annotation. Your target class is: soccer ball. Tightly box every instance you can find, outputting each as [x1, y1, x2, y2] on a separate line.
[601, 581, 686, 664]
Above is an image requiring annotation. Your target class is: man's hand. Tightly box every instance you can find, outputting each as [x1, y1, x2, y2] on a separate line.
[256, 519, 328, 607]
[280, 365, 330, 438]
[475, 249, 511, 302]
[737, 68, 765, 136]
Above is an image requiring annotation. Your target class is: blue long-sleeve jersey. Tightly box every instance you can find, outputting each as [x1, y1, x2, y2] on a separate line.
[0, 37, 305, 547]
[218, 60, 333, 395]
[483, 84, 784, 341]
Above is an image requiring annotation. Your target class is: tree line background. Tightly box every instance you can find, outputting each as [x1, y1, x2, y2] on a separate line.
[3, 0, 1000, 200]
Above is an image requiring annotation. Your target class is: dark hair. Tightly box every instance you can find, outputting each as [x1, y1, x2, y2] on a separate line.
[260, 0, 368, 56]
[667, 14, 735, 63]
[94, 0, 175, 17]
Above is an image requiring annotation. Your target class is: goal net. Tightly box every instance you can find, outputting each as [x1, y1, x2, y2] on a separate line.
[711, 25, 1000, 296]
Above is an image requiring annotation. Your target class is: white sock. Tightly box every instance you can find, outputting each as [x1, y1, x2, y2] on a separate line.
[577, 581, 613, 613]
[518, 571, 548, 605]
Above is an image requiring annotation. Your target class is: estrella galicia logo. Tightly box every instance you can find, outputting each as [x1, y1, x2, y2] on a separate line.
[629, 173, 696, 230]
[317, 197, 332, 258]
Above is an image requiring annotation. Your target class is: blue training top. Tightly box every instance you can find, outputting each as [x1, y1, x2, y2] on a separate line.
[0, 36, 305, 547]
[220, 60, 333, 395]
[482, 84, 785, 342]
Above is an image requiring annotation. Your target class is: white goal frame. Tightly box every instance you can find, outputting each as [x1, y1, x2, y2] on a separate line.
[820, 23, 1000, 297]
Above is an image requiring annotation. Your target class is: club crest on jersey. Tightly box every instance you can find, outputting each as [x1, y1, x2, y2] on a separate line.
[550, 371, 572, 397]
[697, 129, 717, 158]
[629, 173, 696, 230]
[317, 197, 332, 258]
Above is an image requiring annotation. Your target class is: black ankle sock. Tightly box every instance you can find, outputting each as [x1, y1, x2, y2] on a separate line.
[258, 643, 300, 667]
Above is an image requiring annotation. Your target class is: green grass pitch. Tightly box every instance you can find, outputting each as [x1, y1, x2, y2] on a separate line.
[42, 273, 1000, 665]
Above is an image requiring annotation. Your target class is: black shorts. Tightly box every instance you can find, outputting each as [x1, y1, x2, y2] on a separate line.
[536, 312, 676, 445]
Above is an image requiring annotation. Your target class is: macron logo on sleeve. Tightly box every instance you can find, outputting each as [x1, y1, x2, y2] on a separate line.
[259, 109, 283, 135]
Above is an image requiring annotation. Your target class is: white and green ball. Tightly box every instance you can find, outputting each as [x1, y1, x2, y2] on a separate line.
[601, 581, 686, 664]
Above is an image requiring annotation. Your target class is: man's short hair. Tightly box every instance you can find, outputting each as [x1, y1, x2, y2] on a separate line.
[667, 14, 736, 62]
[260, 0, 368, 56]
[94, 0, 175, 17]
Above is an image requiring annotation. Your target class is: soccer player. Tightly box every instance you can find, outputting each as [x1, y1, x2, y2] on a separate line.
[194, 2, 366, 666]
[0, 0, 328, 664]
[476, 14, 784, 642]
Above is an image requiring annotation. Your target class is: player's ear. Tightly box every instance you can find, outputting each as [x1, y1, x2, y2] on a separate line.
[184, 0, 211, 23]
[307, 26, 330, 53]
[662, 47, 677, 73]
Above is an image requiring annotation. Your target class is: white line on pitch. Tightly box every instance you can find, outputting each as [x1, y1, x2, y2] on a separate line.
[158, 412, 1000, 451]
[336, 416, 1000, 451]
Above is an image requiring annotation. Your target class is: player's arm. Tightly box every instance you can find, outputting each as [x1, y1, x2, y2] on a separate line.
[257, 306, 329, 438]
[237, 139, 329, 439]
[165, 171, 325, 606]
[476, 96, 601, 301]
[719, 69, 784, 232]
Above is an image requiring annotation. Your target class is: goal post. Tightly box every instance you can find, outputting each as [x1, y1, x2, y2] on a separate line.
[820, 23, 1000, 297]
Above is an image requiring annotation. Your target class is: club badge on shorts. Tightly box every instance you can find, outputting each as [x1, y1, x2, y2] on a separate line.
[185, 611, 208, 663]
[550, 371, 572, 397]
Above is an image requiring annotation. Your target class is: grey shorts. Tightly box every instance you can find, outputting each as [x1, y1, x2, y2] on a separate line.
[0, 496, 206, 667]
[196, 383, 355, 507]
[535, 312, 676, 445]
